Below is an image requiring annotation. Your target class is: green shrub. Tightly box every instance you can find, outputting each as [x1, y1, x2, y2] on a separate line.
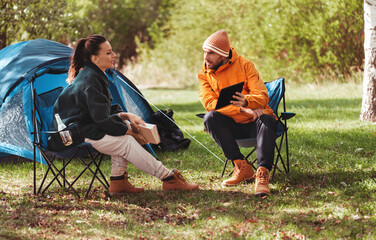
[130, 0, 363, 87]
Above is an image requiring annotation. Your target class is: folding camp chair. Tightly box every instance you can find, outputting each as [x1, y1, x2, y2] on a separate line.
[32, 86, 109, 198]
[221, 78, 295, 179]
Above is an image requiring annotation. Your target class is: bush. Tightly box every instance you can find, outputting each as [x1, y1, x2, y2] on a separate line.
[128, 0, 363, 87]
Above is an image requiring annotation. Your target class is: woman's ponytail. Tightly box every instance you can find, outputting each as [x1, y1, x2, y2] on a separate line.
[66, 34, 107, 84]
[67, 38, 87, 84]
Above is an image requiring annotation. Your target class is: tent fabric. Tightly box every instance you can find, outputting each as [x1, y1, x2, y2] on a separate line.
[0, 39, 156, 164]
[0, 39, 73, 107]
[107, 69, 154, 123]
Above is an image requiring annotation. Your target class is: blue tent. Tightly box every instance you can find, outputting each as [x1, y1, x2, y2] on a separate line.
[0, 39, 155, 163]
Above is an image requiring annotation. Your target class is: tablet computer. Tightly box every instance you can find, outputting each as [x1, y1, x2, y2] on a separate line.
[215, 81, 245, 110]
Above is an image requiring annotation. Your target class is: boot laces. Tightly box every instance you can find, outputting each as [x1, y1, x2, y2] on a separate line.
[232, 165, 242, 177]
[124, 175, 136, 188]
[257, 171, 269, 185]
[175, 171, 187, 183]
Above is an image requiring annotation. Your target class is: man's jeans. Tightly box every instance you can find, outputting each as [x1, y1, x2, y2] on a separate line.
[203, 111, 276, 170]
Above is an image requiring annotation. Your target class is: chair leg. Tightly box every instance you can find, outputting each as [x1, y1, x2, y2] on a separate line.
[85, 148, 109, 188]
[221, 159, 235, 178]
[221, 159, 230, 178]
[271, 133, 291, 181]
[244, 148, 257, 170]
[40, 147, 82, 198]
[78, 150, 109, 188]
[36, 147, 65, 193]
[276, 134, 288, 173]
[284, 131, 291, 173]
[85, 154, 107, 198]
[35, 145, 109, 199]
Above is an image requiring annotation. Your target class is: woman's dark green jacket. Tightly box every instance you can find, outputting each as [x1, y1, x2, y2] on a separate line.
[52, 62, 128, 140]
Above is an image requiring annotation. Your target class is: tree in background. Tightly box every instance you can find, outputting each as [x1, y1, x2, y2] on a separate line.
[63, 0, 174, 68]
[1, 0, 173, 69]
[361, 0, 376, 122]
[0, 0, 78, 48]
[131, 0, 364, 87]
[1, 0, 365, 87]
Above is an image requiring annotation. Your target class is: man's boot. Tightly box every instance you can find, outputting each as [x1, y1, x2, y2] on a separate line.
[221, 159, 255, 187]
[254, 166, 271, 196]
[109, 172, 144, 196]
[162, 169, 199, 191]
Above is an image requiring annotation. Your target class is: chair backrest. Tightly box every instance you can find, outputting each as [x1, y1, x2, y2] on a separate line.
[265, 78, 286, 137]
[265, 78, 285, 117]
[35, 87, 63, 147]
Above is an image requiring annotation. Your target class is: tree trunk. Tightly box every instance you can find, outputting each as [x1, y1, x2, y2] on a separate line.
[0, 30, 6, 49]
[361, 0, 376, 122]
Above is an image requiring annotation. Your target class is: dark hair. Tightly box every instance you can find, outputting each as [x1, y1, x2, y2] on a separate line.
[67, 34, 107, 83]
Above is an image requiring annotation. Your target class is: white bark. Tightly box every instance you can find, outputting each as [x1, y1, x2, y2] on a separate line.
[361, 0, 376, 121]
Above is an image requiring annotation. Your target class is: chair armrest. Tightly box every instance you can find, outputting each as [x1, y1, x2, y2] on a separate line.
[196, 113, 205, 119]
[31, 130, 59, 135]
[280, 112, 296, 120]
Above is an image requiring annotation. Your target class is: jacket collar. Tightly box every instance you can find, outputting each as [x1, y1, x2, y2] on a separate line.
[204, 47, 239, 74]
[84, 61, 110, 84]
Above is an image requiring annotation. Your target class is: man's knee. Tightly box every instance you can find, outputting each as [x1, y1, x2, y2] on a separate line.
[203, 110, 218, 126]
[258, 114, 277, 128]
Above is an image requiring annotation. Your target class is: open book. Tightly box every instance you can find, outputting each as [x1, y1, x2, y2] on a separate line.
[134, 123, 161, 144]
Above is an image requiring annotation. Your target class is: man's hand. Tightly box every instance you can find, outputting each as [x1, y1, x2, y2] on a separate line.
[240, 107, 264, 121]
[119, 112, 146, 132]
[230, 92, 248, 107]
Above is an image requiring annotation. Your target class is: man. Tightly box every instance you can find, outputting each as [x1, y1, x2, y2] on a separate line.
[198, 29, 277, 196]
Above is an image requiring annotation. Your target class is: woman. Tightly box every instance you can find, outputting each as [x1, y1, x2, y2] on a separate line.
[52, 34, 199, 195]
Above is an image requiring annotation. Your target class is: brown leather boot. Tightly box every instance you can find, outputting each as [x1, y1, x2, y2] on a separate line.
[254, 166, 271, 196]
[162, 169, 199, 191]
[221, 159, 255, 187]
[109, 172, 144, 196]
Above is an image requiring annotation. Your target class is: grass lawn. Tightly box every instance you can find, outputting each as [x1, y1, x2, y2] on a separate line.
[1, 81, 375, 239]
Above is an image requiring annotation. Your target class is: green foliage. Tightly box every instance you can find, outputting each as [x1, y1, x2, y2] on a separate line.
[0, 0, 79, 47]
[1, 0, 174, 69]
[68, 0, 175, 67]
[1, 0, 363, 85]
[132, 0, 364, 87]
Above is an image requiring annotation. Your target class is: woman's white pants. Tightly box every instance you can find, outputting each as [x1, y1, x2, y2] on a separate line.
[85, 134, 172, 179]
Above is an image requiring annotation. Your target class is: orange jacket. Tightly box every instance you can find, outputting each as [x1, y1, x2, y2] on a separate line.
[198, 48, 277, 123]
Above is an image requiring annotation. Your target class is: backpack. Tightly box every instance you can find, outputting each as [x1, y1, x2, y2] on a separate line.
[151, 109, 191, 151]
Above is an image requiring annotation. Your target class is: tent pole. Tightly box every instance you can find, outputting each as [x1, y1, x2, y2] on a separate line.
[31, 81, 36, 195]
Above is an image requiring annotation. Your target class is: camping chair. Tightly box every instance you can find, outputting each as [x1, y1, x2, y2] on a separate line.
[221, 78, 295, 179]
[32, 86, 109, 198]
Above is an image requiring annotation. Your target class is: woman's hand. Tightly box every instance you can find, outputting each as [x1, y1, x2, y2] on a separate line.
[119, 112, 146, 132]
[240, 107, 264, 121]
[123, 119, 149, 145]
[127, 130, 149, 145]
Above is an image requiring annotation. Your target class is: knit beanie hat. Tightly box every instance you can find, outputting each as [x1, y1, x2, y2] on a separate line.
[202, 29, 230, 57]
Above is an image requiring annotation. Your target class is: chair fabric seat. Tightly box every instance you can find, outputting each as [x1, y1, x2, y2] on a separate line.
[236, 138, 257, 148]
[41, 142, 98, 159]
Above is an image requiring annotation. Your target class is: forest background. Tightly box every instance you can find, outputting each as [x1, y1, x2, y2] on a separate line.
[0, 0, 364, 88]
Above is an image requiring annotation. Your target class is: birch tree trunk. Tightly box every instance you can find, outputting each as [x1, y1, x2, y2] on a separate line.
[361, 0, 376, 122]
